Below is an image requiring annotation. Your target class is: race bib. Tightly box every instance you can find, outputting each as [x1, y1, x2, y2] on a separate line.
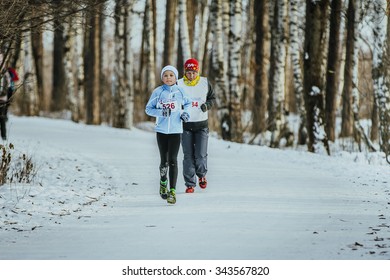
[191, 97, 202, 109]
[161, 101, 179, 112]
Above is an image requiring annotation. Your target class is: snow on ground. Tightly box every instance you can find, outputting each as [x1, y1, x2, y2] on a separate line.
[0, 116, 389, 263]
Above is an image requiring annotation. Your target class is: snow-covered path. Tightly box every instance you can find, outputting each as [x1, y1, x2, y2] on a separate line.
[0, 116, 389, 260]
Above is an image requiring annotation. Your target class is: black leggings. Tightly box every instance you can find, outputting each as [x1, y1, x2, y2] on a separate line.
[156, 132, 181, 190]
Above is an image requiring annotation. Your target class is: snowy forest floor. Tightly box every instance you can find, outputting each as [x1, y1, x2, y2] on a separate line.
[0, 116, 389, 260]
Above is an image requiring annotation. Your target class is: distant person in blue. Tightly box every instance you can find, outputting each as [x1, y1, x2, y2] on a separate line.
[145, 65, 192, 204]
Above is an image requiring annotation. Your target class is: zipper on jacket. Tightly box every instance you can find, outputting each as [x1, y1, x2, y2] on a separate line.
[167, 86, 172, 133]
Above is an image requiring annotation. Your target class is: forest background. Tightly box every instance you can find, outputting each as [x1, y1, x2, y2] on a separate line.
[1, 0, 389, 158]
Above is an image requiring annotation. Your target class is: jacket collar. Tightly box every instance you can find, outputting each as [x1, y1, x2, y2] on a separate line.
[162, 84, 178, 91]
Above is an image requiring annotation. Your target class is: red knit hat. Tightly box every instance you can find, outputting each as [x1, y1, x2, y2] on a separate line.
[184, 58, 199, 72]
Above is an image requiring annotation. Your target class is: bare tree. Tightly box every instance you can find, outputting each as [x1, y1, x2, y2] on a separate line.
[0, 1, 28, 69]
[1, 0, 113, 120]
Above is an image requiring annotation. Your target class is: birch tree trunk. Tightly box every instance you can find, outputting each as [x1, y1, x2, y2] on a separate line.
[113, 0, 134, 129]
[210, 0, 228, 139]
[125, 4, 135, 129]
[192, 0, 210, 70]
[228, 0, 243, 143]
[325, 0, 342, 141]
[22, 32, 38, 116]
[303, 0, 330, 154]
[268, 0, 288, 148]
[64, 16, 78, 122]
[146, 0, 156, 108]
[289, 0, 306, 145]
[350, 0, 375, 151]
[178, 0, 191, 61]
[75, 15, 85, 124]
[241, 0, 254, 114]
[137, 0, 156, 122]
[223, 1, 230, 73]
[152, 0, 157, 70]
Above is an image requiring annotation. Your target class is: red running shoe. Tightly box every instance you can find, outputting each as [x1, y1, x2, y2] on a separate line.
[199, 177, 207, 189]
[186, 186, 195, 193]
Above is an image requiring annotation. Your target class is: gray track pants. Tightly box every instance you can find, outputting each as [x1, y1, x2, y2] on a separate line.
[181, 128, 208, 187]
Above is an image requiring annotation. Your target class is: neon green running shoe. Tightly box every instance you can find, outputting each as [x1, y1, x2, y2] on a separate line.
[167, 189, 176, 204]
[160, 180, 168, 199]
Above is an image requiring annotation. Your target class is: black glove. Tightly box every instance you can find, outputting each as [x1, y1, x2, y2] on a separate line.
[162, 107, 171, 117]
[180, 112, 190, 122]
[200, 103, 208, 112]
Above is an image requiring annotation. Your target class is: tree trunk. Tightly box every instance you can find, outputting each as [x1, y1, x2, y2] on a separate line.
[113, 0, 127, 128]
[371, 0, 390, 154]
[84, 2, 103, 125]
[75, 15, 85, 124]
[163, 0, 177, 66]
[113, 0, 134, 129]
[303, 0, 330, 154]
[125, 2, 135, 129]
[371, 98, 379, 142]
[252, 0, 269, 137]
[241, 0, 254, 113]
[178, 0, 192, 61]
[289, 0, 306, 145]
[51, 1, 67, 112]
[209, 0, 228, 138]
[325, 0, 342, 141]
[340, 1, 354, 139]
[136, 0, 156, 123]
[192, 0, 210, 70]
[228, 0, 243, 143]
[30, 18, 45, 112]
[186, 0, 196, 42]
[268, 0, 288, 148]
[145, 0, 156, 110]
[22, 31, 38, 116]
[64, 15, 78, 122]
[348, 0, 375, 151]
